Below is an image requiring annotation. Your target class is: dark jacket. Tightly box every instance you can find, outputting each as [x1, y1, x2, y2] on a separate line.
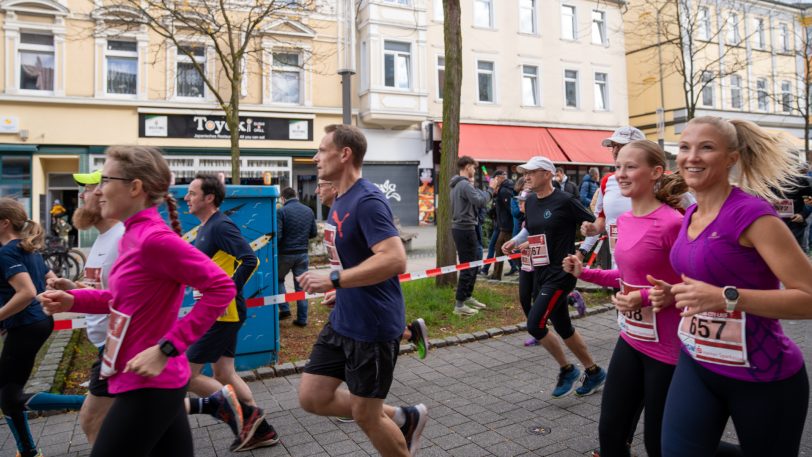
[494, 179, 515, 233]
[450, 175, 493, 230]
[277, 198, 317, 254]
[579, 174, 599, 207]
[560, 176, 579, 199]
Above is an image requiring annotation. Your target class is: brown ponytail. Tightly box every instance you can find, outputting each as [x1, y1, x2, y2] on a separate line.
[0, 198, 44, 252]
[164, 194, 182, 235]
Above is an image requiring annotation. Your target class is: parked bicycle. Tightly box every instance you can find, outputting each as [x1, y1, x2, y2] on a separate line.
[41, 236, 84, 281]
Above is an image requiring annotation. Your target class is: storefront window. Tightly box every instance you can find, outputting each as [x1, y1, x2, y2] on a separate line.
[2, 156, 31, 180]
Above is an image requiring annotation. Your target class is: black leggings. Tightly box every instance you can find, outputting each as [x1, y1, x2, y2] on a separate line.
[518, 269, 536, 317]
[662, 352, 809, 457]
[91, 386, 192, 457]
[526, 282, 575, 340]
[599, 337, 675, 457]
[0, 317, 53, 452]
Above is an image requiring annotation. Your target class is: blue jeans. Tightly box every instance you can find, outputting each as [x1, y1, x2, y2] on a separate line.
[480, 228, 500, 274]
[277, 253, 309, 323]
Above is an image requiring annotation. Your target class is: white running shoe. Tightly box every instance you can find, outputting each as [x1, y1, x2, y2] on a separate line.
[453, 304, 479, 316]
[464, 297, 487, 309]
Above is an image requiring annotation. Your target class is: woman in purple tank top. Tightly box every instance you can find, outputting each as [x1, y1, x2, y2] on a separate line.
[649, 117, 812, 456]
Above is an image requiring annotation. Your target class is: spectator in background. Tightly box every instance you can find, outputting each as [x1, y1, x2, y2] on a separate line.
[480, 171, 505, 277]
[777, 165, 812, 249]
[555, 168, 579, 199]
[507, 177, 527, 276]
[277, 187, 317, 326]
[580, 168, 600, 207]
[489, 171, 515, 280]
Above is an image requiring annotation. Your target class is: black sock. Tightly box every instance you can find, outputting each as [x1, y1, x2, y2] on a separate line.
[188, 398, 204, 415]
[561, 364, 574, 373]
[586, 365, 600, 375]
[200, 395, 221, 416]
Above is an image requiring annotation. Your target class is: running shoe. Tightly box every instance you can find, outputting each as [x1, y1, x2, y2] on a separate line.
[15, 451, 43, 457]
[399, 404, 428, 456]
[211, 385, 243, 437]
[408, 318, 429, 360]
[453, 304, 478, 316]
[551, 366, 581, 398]
[233, 425, 279, 452]
[524, 337, 539, 347]
[576, 367, 607, 397]
[569, 290, 587, 317]
[231, 404, 265, 451]
[335, 416, 355, 423]
[464, 297, 487, 309]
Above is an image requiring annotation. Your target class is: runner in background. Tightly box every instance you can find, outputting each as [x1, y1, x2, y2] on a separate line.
[502, 156, 606, 399]
[648, 117, 812, 456]
[38, 146, 236, 457]
[0, 198, 85, 457]
[563, 140, 685, 457]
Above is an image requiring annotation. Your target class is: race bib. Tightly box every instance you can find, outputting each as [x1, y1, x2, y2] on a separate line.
[84, 267, 102, 289]
[608, 224, 619, 254]
[528, 234, 549, 267]
[101, 306, 132, 379]
[616, 279, 658, 342]
[520, 248, 533, 272]
[678, 311, 749, 367]
[775, 199, 794, 218]
[323, 223, 343, 271]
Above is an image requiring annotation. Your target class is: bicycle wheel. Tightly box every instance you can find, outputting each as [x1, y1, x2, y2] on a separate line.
[43, 253, 68, 278]
[69, 249, 86, 277]
[65, 254, 82, 282]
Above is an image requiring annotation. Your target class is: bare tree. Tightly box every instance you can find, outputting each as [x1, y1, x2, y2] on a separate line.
[435, 0, 461, 287]
[92, 0, 319, 180]
[626, 0, 760, 121]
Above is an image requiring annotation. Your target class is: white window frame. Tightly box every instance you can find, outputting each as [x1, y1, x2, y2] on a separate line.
[698, 6, 710, 41]
[521, 64, 540, 107]
[561, 5, 577, 40]
[701, 71, 714, 107]
[270, 51, 303, 105]
[730, 74, 742, 109]
[383, 40, 412, 90]
[476, 59, 495, 103]
[781, 80, 792, 112]
[174, 43, 208, 99]
[756, 78, 769, 111]
[104, 39, 139, 98]
[436, 55, 445, 101]
[591, 10, 607, 45]
[755, 18, 766, 49]
[17, 32, 56, 95]
[779, 23, 790, 52]
[594, 72, 608, 110]
[519, 0, 537, 35]
[564, 68, 579, 108]
[474, 0, 494, 29]
[727, 13, 740, 45]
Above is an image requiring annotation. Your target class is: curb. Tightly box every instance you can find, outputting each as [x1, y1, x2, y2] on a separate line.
[243, 303, 616, 381]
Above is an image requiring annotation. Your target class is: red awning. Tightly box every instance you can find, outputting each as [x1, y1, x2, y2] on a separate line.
[440, 123, 615, 165]
[546, 128, 615, 165]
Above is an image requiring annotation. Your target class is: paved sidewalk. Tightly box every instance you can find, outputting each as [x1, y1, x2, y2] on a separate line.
[2, 311, 810, 457]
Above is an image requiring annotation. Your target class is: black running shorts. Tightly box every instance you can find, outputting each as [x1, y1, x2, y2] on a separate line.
[186, 321, 243, 364]
[89, 347, 114, 398]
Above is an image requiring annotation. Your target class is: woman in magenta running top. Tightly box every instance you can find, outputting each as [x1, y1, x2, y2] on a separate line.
[563, 140, 686, 457]
[649, 117, 812, 456]
[39, 146, 236, 457]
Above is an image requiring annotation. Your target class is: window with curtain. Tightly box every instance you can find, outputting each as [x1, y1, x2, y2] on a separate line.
[384, 41, 411, 89]
[19, 33, 55, 91]
[177, 45, 205, 97]
[106, 40, 138, 95]
[561, 5, 576, 40]
[565, 69, 578, 107]
[477, 60, 494, 102]
[272, 52, 302, 104]
[522, 65, 539, 106]
[594, 72, 608, 110]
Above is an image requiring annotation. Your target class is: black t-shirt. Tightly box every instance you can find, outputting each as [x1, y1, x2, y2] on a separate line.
[525, 189, 595, 272]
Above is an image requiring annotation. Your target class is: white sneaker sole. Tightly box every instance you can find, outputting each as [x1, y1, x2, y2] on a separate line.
[409, 404, 429, 456]
[453, 309, 478, 316]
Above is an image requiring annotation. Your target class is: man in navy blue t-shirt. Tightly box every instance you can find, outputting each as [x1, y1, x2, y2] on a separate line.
[297, 125, 427, 456]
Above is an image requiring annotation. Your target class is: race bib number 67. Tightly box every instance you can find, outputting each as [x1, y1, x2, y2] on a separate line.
[528, 235, 549, 267]
[678, 311, 749, 367]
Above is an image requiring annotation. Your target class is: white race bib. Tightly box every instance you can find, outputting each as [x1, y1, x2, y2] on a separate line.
[528, 234, 550, 267]
[775, 199, 794, 218]
[616, 279, 658, 342]
[323, 223, 343, 271]
[520, 248, 533, 272]
[608, 224, 619, 254]
[101, 306, 132, 379]
[678, 311, 749, 367]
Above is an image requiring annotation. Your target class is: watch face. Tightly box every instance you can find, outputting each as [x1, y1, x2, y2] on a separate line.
[330, 270, 339, 281]
[724, 287, 739, 301]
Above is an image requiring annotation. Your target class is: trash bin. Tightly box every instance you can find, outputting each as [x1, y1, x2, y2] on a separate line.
[164, 184, 280, 371]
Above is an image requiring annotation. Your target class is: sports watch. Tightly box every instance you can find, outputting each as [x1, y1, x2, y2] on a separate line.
[722, 286, 739, 313]
[330, 270, 342, 289]
[158, 338, 180, 357]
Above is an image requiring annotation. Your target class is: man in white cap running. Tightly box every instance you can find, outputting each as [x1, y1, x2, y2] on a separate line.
[502, 156, 606, 399]
[579, 126, 645, 264]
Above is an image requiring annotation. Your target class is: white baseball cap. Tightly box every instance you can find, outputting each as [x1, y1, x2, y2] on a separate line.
[602, 126, 646, 147]
[517, 156, 556, 174]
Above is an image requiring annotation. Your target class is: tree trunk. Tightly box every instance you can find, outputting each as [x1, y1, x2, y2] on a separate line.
[228, 79, 242, 183]
[435, 0, 462, 288]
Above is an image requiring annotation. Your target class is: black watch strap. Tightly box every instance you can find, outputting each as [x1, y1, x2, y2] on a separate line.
[158, 339, 180, 357]
[330, 270, 341, 289]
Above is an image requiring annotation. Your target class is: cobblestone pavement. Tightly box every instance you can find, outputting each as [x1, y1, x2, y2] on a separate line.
[2, 311, 810, 457]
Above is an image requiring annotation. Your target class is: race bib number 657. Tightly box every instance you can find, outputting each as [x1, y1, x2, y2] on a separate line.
[678, 311, 749, 367]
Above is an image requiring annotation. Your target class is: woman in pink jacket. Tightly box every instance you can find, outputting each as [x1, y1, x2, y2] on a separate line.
[40, 146, 236, 457]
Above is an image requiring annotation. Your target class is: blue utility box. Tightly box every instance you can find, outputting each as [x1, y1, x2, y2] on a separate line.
[163, 185, 280, 371]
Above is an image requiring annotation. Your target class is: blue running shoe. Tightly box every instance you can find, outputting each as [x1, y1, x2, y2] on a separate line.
[568, 290, 587, 317]
[552, 366, 581, 398]
[576, 367, 607, 397]
[399, 404, 428, 456]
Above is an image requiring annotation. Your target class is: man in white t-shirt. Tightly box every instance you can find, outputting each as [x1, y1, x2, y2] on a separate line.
[48, 169, 124, 444]
[578, 127, 645, 264]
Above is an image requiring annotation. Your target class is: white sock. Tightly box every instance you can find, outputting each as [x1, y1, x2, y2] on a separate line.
[392, 407, 406, 427]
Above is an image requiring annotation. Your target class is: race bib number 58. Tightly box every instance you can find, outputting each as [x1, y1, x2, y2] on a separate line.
[616, 279, 658, 342]
[678, 311, 749, 367]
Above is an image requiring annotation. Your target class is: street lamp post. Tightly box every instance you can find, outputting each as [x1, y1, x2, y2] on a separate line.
[337, 0, 356, 125]
[656, 2, 667, 148]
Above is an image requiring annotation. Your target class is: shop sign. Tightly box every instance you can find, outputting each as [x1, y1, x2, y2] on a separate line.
[139, 114, 312, 141]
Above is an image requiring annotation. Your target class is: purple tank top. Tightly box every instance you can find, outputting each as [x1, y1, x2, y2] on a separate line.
[670, 187, 804, 382]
